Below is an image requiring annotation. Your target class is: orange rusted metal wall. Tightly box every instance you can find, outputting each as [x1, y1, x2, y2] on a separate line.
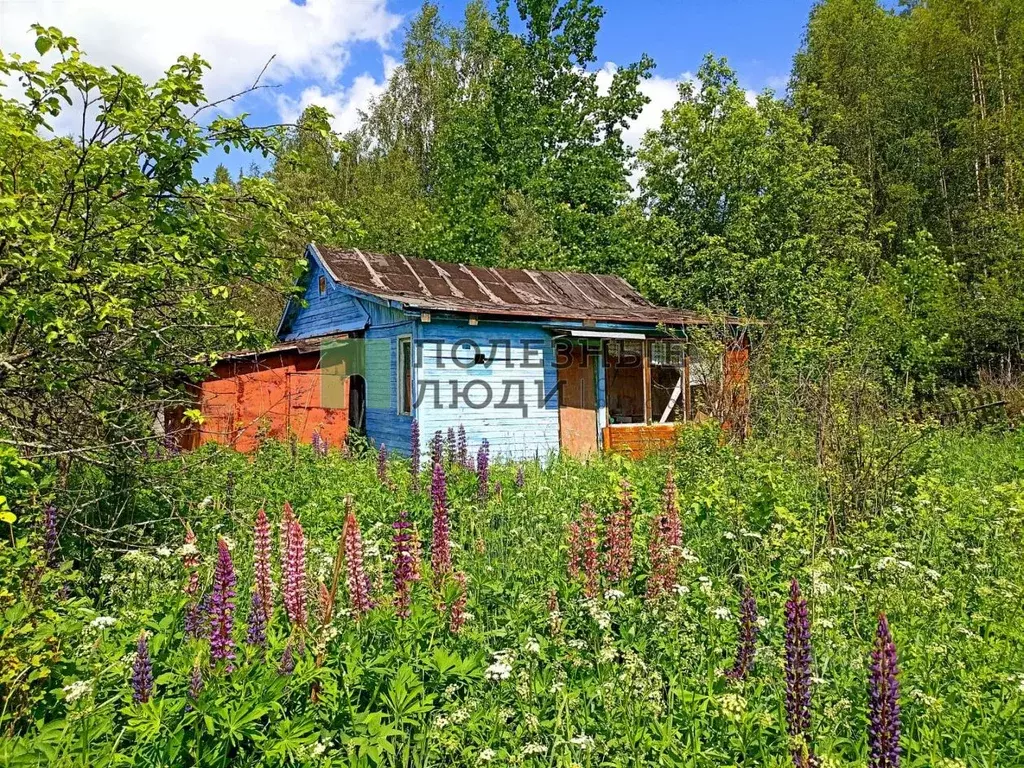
[168, 351, 349, 453]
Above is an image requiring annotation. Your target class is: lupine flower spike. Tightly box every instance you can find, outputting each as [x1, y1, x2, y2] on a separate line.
[449, 571, 468, 633]
[784, 579, 816, 768]
[209, 537, 237, 665]
[726, 583, 759, 681]
[515, 465, 525, 489]
[43, 504, 59, 567]
[579, 504, 600, 599]
[477, 440, 490, 500]
[410, 420, 421, 490]
[343, 504, 375, 618]
[278, 642, 296, 676]
[185, 592, 209, 639]
[604, 478, 634, 582]
[188, 658, 204, 703]
[567, 521, 582, 580]
[182, 523, 200, 596]
[132, 631, 153, 704]
[446, 427, 456, 464]
[311, 430, 328, 457]
[279, 502, 295, 569]
[254, 509, 273, 619]
[430, 461, 452, 584]
[246, 591, 268, 651]
[432, 430, 444, 467]
[393, 511, 416, 618]
[868, 612, 901, 768]
[547, 589, 562, 636]
[283, 512, 308, 629]
[377, 443, 389, 486]
[647, 471, 682, 600]
[457, 425, 468, 467]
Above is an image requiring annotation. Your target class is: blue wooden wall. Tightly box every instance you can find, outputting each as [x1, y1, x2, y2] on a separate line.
[278, 256, 370, 341]
[415, 318, 561, 462]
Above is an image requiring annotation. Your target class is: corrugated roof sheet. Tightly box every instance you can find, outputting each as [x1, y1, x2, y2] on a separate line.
[314, 245, 718, 326]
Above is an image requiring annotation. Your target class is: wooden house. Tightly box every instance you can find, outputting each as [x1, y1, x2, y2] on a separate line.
[171, 244, 749, 459]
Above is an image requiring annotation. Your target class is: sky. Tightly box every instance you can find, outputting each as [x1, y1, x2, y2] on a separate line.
[0, 0, 817, 178]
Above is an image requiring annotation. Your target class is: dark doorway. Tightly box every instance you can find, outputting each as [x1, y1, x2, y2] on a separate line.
[348, 374, 366, 434]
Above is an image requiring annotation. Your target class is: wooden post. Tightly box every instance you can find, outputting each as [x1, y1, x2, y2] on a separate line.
[642, 340, 652, 424]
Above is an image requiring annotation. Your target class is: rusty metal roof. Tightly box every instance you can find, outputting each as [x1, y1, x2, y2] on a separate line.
[314, 245, 718, 326]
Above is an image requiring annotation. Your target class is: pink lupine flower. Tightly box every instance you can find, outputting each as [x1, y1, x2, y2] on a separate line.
[646, 470, 682, 600]
[449, 571, 468, 633]
[377, 443, 390, 486]
[182, 523, 200, 597]
[580, 504, 600, 599]
[409, 522, 423, 582]
[603, 479, 635, 583]
[430, 461, 452, 584]
[279, 502, 295, 568]
[253, 509, 273, 619]
[567, 521, 583, 580]
[283, 513, 308, 629]
[343, 506, 375, 618]
[209, 537, 236, 665]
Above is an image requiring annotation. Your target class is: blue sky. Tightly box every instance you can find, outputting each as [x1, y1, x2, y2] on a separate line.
[1, 0, 818, 178]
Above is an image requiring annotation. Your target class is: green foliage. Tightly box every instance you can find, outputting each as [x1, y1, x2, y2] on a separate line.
[2, 431, 1023, 764]
[0, 26, 320, 458]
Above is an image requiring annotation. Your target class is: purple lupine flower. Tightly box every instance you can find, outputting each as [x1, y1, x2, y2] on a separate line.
[868, 612, 901, 768]
[246, 591, 267, 650]
[410, 420, 421, 490]
[311, 430, 328, 457]
[457, 425, 468, 467]
[283, 515, 308, 629]
[43, 504, 59, 567]
[132, 631, 153, 704]
[726, 583, 759, 681]
[784, 579, 815, 768]
[377, 444, 389, 485]
[603, 478, 634, 583]
[514, 465, 525, 488]
[393, 510, 415, 619]
[445, 427, 456, 464]
[185, 592, 210, 639]
[431, 430, 444, 467]
[209, 538, 236, 665]
[476, 440, 490, 500]
[188, 659, 204, 702]
[277, 641, 296, 676]
[430, 461, 452, 584]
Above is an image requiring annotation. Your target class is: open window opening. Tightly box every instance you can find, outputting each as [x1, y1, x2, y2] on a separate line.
[604, 340, 646, 424]
[318, 274, 327, 297]
[649, 339, 687, 424]
[397, 336, 413, 415]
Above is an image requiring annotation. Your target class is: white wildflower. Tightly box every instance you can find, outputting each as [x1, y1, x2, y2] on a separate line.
[522, 743, 546, 756]
[177, 543, 199, 558]
[673, 584, 690, 595]
[485, 661, 512, 682]
[604, 588, 625, 601]
[712, 606, 731, 620]
[478, 748, 496, 763]
[723, 531, 736, 540]
[569, 734, 594, 749]
[198, 496, 213, 510]
[524, 638, 541, 655]
[89, 616, 117, 629]
[155, 546, 173, 558]
[63, 680, 92, 704]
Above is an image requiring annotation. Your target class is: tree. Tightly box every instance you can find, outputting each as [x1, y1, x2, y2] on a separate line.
[0, 26, 315, 461]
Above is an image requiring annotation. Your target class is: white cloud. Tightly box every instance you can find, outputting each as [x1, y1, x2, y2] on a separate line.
[594, 63, 695, 151]
[0, 0, 402, 102]
[277, 55, 399, 134]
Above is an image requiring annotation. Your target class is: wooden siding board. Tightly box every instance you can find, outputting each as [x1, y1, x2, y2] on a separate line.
[415, 318, 560, 461]
[363, 321, 415, 454]
[280, 259, 372, 341]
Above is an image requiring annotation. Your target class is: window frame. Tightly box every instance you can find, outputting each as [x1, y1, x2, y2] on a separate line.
[397, 335, 413, 416]
[317, 274, 328, 297]
[604, 337, 692, 428]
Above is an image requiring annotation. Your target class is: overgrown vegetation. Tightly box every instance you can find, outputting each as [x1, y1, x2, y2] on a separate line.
[2, 427, 1023, 765]
[2, 1, 1024, 764]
